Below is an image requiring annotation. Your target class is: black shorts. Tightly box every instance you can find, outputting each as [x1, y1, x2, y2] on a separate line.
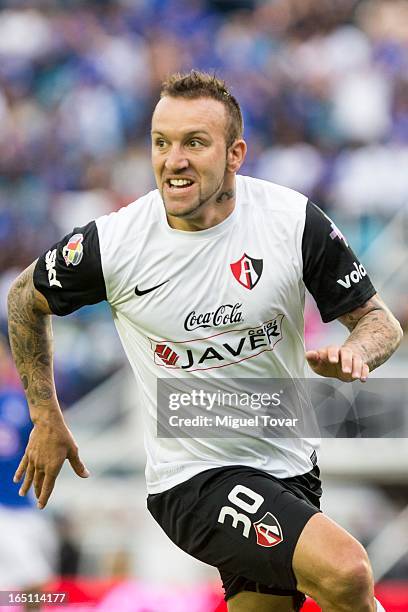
[147, 464, 322, 607]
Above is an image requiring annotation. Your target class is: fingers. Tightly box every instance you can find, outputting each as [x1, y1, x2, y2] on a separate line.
[307, 345, 369, 382]
[339, 347, 369, 382]
[34, 470, 45, 500]
[37, 473, 58, 510]
[19, 463, 35, 497]
[35, 452, 89, 508]
[14, 452, 46, 500]
[17, 460, 60, 507]
[68, 448, 90, 478]
[36, 460, 66, 508]
[351, 353, 363, 379]
[13, 453, 28, 483]
[12, 426, 89, 509]
[361, 362, 370, 382]
[339, 346, 352, 375]
[313, 346, 340, 365]
[305, 350, 319, 363]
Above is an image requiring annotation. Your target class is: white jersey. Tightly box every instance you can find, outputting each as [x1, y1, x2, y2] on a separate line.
[34, 175, 376, 493]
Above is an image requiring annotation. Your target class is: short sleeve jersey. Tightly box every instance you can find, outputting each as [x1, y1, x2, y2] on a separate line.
[34, 176, 375, 493]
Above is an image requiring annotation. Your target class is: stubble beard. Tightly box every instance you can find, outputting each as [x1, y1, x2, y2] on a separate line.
[162, 164, 228, 220]
[162, 184, 202, 219]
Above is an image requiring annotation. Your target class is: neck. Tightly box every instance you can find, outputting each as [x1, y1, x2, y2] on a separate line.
[167, 179, 236, 232]
[167, 199, 235, 231]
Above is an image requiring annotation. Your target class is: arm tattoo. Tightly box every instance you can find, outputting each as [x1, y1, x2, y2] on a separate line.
[7, 262, 57, 419]
[216, 189, 234, 203]
[339, 294, 403, 371]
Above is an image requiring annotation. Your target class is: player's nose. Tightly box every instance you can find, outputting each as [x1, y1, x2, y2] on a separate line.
[164, 145, 189, 172]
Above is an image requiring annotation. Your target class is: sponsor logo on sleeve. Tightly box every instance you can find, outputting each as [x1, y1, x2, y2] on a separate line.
[329, 220, 348, 246]
[62, 233, 84, 267]
[45, 249, 62, 288]
[337, 262, 367, 289]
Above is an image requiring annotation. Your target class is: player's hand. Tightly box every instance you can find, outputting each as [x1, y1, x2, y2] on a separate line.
[305, 345, 369, 383]
[13, 414, 89, 509]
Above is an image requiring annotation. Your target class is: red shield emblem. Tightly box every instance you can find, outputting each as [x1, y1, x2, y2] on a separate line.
[230, 253, 263, 290]
[253, 512, 283, 547]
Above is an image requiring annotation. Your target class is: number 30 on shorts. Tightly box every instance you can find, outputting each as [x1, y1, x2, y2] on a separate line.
[217, 484, 264, 538]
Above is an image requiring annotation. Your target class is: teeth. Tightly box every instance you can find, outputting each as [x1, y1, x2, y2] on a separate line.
[169, 179, 193, 187]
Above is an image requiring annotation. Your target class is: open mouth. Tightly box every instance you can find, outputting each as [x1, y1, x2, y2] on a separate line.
[166, 178, 195, 191]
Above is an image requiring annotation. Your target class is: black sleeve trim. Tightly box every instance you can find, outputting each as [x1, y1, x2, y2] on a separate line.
[318, 285, 376, 323]
[302, 201, 376, 323]
[33, 221, 107, 316]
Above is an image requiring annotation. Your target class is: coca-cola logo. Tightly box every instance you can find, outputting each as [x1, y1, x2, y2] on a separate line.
[184, 303, 244, 332]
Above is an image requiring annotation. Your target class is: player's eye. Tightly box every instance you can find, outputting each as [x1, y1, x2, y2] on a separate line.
[188, 139, 203, 148]
[155, 138, 167, 148]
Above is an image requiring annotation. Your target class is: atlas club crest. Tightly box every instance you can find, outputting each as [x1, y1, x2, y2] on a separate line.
[230, 253, 263, 290]
[253, 512, 283, 547]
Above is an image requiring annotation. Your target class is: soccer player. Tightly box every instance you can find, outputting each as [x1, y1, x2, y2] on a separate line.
[7, 71, 402, 611]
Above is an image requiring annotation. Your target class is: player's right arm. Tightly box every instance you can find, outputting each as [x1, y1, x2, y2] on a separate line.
[7, 261, 90, 509]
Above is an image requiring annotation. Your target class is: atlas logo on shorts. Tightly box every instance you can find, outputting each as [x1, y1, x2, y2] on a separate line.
[63, 234, 84, 267]
[230, 253, 263, 290]
[217, 485, 284, 548]
[253, 512, 283, 547]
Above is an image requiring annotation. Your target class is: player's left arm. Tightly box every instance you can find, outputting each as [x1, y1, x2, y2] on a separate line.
[302, 200, 403, 382]
[306, 293, 403, 382]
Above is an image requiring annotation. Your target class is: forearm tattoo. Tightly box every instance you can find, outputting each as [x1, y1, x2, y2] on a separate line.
[339, 295, 403, 371]
[7, 264, 55, 411]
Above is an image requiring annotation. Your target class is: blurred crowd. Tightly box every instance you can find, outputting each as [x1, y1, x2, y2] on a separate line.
[0, 0, 407, 402]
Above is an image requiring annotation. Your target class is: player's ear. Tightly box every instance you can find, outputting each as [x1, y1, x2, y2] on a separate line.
[226, 139, 247, 173]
